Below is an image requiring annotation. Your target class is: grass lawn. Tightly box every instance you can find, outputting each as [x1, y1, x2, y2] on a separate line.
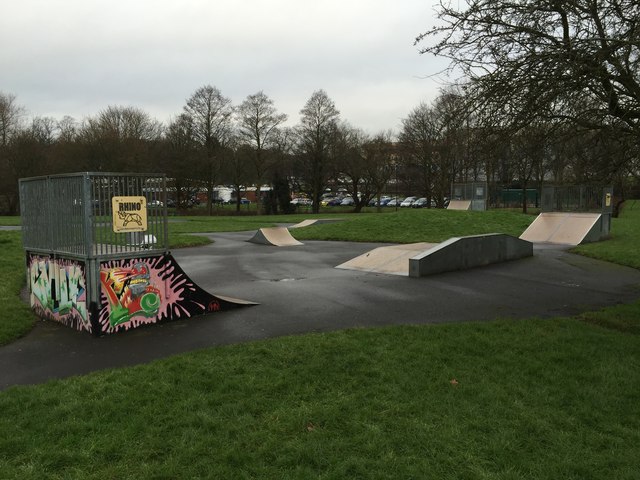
[0, 231, 38, 344]
[573, 199, 640, 269]
[0, 205, 639, 478]
[1, 318, 639, 479]
[168, 208, 536, 246]
[290, 208, 534, 243]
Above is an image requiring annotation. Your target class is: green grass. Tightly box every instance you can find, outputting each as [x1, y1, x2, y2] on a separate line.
[290, 208, 534, 243]
[573, 199, 640, 268]
[167, 209, 536, 246]
[0, 216, 21, 226]
[0, 319, 639, 479]
[0, 231, 37, 343]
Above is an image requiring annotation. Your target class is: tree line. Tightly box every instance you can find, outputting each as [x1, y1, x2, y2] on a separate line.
[2, 1, 638, 215]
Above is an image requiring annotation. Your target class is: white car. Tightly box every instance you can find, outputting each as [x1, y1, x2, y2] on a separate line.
[400, 196, 417, 207]
[290, 197, 312, 206]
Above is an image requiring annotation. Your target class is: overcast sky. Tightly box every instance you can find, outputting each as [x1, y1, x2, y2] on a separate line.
[1, 0, 448, 133]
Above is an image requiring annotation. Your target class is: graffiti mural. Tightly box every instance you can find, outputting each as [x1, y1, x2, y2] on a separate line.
[99, 253, 245, 334]
[28, 254, 89, 332]
[100, 261, 162, 327]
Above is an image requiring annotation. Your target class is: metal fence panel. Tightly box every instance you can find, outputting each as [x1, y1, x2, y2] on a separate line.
[541, 185, 610, 213]
[451, 182, 487, 211]
[19, 172, 168, 260]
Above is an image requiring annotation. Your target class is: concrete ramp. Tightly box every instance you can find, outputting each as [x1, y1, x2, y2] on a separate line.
[336, 234, 532, 278]
[336, 242, 437, 276]
[290, 218, 343, 229]
[519, 212, 604, 245]
[248, 227, 303, 246]
[447, 200, 471, 210]
[409, 234, 532, 277]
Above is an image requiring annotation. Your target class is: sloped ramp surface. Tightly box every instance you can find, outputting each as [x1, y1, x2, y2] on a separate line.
[97, 252, 257, 335]
[336, 243, 437, 276]
[248, 227, 303, 246]
[290, 218, 343, 229]
[337, 234, 532, 277]
[519, 212, 603, 245]
[447, 200, 471, 210]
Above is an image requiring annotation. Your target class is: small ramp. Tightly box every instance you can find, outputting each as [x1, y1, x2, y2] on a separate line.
[447, 200, 471, 210]
[519, 212, 604, 245]
[336, 242, 437, 276]
[97, 253, 257, 334]
[336, 234, 532, 277]
[248, 227, 303, 246]
[290, 218, 343, 229]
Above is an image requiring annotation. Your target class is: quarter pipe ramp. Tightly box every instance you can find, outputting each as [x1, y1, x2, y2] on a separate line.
[447, 200, 472, 210]
[519, 212, 605, 245]
[248, 227, 304, 246]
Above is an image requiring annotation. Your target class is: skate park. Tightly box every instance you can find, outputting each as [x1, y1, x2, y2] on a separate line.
[1, 178, 638, 389]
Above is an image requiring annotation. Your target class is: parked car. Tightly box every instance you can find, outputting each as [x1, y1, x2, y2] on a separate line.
[340, 197, 355, 206]
[369, 195, 391, 207]
[148, 200, 163, 208]
[386, 198, 401, 207]
[412, 197, 429, 208]
[290, 197, 312, 206]
[400, 196, 417, 207]
[327, 197, 344, 206]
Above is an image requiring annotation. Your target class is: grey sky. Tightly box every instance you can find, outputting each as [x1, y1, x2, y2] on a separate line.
[1, 0, 446, 133]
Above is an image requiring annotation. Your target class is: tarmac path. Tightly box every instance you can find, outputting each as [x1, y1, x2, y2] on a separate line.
[1, 231, 639, 390]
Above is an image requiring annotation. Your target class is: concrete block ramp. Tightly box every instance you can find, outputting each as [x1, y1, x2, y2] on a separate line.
[409, 234, 532, 277]
[337, 234, 532, 277]
[248, 227, 303, 246]
[519, 212, 604, 245]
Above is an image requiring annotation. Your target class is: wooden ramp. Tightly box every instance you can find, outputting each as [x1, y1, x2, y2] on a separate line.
[519, 212, 603, 245]
[290, 218, 343, 229]
[248, 227, 303, 246]
[337, 234, 532, 277]
[336, 243, 437, 276]
[447, 200, 471, 210]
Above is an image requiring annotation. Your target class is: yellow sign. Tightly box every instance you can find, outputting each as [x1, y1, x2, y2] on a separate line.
[112, 196, 148, 233]
[605, 193, 612, 207]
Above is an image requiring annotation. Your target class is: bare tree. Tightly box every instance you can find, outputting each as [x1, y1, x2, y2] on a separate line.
[164, 113, 203, 208]
[236, 91, 287, 214]
[182, 85, 234, 214]
[363, 132, 397, 212]
[0, 92, 25, 148]
[416, 0, 640, 174]
[333, 123, 373, 212]
[81, 106, 163, 171]
[399, 92, 470, 206]
[399, 102, 440, 204]
[296, 90, 340, 213]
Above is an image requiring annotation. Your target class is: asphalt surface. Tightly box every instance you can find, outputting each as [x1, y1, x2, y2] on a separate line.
[2, 232, 640, 390]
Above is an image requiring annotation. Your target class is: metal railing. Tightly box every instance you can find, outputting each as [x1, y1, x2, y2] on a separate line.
[451, 182, 488, 211]
[541, 185, 613, 213]
[19, 172, 168, 260]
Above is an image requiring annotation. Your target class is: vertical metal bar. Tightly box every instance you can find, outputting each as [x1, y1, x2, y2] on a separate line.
[83, 173, 94, 259]
[162, 175, 168, 250]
